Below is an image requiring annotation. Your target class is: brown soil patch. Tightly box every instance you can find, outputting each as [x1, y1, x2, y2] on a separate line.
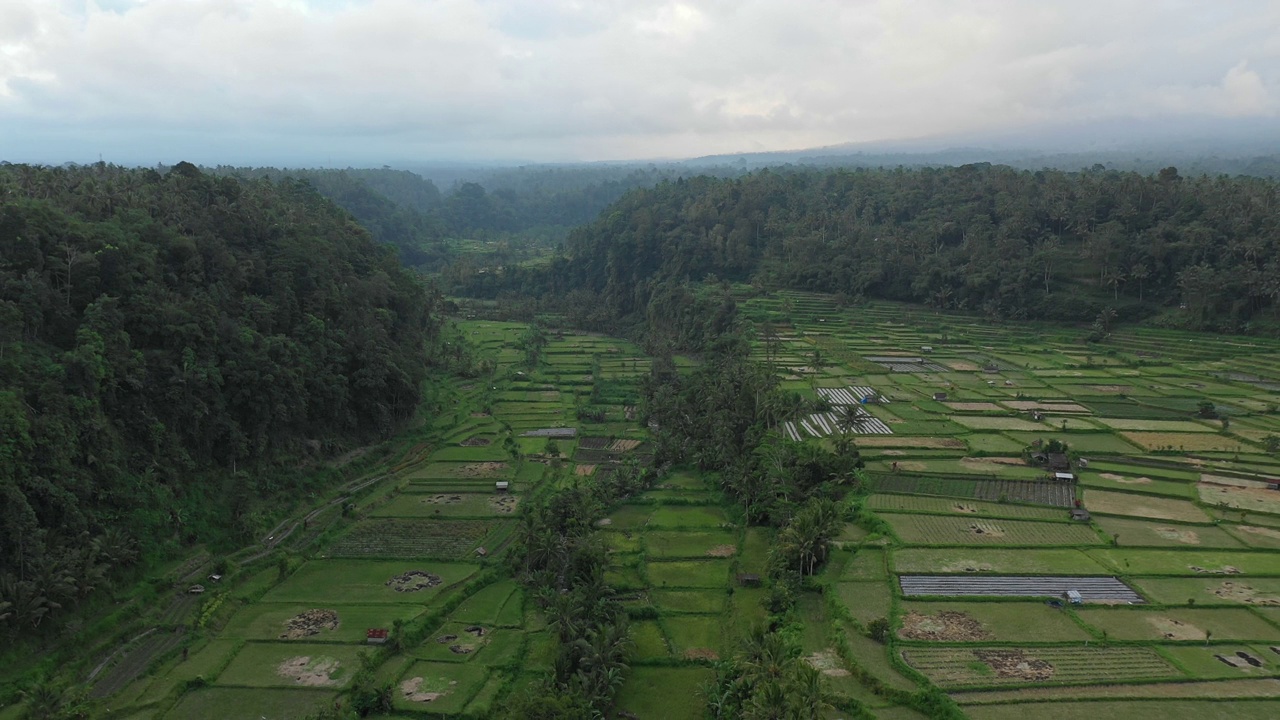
[469, 412, 490, 418]
[941, 560, 995, 573]
[386, 570, 442, 592]
[489, 495, 518, 514]
[460, 436, 492, 447]
[683, 648, 720, 661]
[901, 611, 990, 641]
[804, 649, 851, 677]
[967, 521, 1005, 537]
[1148, 616, 1204, 641]
[400, 676, 453, 703]
[575, 464, 597, 476]
[1154, 526, 1201, 544]
[944, 360, 981, 371]
[963, 456, 1028, 467]
[975, 649, 1055, 681]
[1089, 385, 1131, 393]
[897, 461, 928, 471]
[1100, 472, 1153, 484]
[455, 462, 508, 478]
[277, 656, 341, 687]
[1190, 565, 1242, 575]
[883, 450, 906, 456]
[1236, 526, 1280, 540]
[279, 609, 339, 639]
[1211, 581, 1280, 605]
[1200, 483, 1280, 514]
[609, 439, 642, 452]
[424, 494, 463, 505]
[705, 545, 737, 558]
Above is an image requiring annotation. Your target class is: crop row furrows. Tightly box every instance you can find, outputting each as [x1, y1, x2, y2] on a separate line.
[89, 628, 186, 698]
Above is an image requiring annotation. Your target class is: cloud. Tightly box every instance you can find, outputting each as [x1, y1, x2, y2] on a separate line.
[0, 0, 1277, 163]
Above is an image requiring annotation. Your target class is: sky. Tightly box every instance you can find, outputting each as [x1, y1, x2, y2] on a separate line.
[1, 0, 1278, 166]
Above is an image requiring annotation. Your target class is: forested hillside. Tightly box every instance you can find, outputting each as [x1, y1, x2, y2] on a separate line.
[456, 164, 1280, 335]
[0, 162, 439, 631]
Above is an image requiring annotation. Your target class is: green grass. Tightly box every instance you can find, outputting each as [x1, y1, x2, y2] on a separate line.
[603, 504, 653, 529]
[1083, 489, 1212, 523]
[892, 548, 1110, 575]
[880, 514, 1102, 546]
[630, 621, 672, 660]
[866, 495, 1068, 520]
[1087, 548, 1280, 575]
[646, 559, 732, 588]
[1095, 516, 1243, 549]
[663, 615, 726, 657]
[651, 589, 727, 614]
[371, 492, 517, 518]
[263, 560, 479, 604]
[1077, 471, 1195, 498]
[393, 660, 490, 714]
[161, 687, 337, 720]
[1132, 576, 1280, 605]
[841, 548, 888, 580]
[965, 700, 1280, 720]
[965, 434, 1033, 454]
[450, 580, 521, 626]
[614, 667, 716, 720]
[647, 505, 730, 528]
[644, 530, 737, 558]
[221, 604, 426, 643]
[216, 642, 366, 688]
[834, 582, 892, 627]
[1077, 607, 1280, 642]
[1158, 645, 1278, 680]
[897, 601, 1092, 642]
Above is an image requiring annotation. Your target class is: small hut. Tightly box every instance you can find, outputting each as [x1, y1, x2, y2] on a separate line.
[1070, 509, 1091, 522]
[366, 628, 389, 645]
[495, 481, 510, 493]
[736, 573, 762, 588]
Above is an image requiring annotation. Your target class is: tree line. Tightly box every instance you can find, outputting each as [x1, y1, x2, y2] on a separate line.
[451, 164, 1280, 335]
[0, 162, 439, 634]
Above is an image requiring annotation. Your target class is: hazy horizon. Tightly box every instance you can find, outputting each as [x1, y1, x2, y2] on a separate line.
[2, 1, 1278, 167]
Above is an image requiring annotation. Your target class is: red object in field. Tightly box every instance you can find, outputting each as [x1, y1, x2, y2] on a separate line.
[1075, 499, 1081, 508]
[367, 628, 388, 639]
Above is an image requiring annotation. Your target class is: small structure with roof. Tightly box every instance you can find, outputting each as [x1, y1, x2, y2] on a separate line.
[366, 628, 389, 645]
[1065, 589, 1083, 605]
[495, 481, 510, 493]
[1070, 508, 1091, 522]
[932, 392, 948, 401]
[736, 573, 762, 588]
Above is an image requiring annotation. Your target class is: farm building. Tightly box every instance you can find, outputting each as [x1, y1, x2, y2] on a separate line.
[495, 481, 510, 493]
[737, 573, 762, 587]
[1070, 509, 1091, 522]
[1054, 472, 1076, 482]
[366, 628, 388, 645]
[1047, 453, 1070, 471]
[933, 392, 948, 401]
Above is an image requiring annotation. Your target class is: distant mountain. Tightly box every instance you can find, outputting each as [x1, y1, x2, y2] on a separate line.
[680, 115, 1280, 176]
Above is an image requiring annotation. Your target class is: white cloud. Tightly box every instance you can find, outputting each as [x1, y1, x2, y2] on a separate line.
[0, 0, 1277, 163]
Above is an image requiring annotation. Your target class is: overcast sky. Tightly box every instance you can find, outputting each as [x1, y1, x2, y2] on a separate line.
[1, 0, 1278, 166]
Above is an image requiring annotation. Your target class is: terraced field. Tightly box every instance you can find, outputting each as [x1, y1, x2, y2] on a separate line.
[741, 291, 1280, 718]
